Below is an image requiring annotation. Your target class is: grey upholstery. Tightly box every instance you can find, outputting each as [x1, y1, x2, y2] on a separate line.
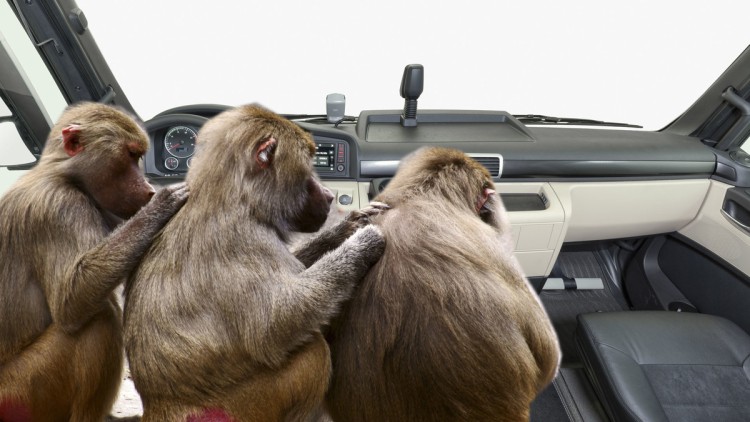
[576, 311, 750, 422]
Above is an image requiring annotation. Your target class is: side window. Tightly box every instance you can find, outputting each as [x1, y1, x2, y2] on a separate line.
[0, 98, 29, 196]
[0, 1, 67, 167]
[0, 100, 36, 165]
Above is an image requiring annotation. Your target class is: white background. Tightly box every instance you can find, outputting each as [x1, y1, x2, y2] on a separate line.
[2, 0, 750, 175]
[75, 0, 750, 130]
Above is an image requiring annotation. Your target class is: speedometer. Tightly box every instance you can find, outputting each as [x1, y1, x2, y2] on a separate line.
[164, 126, 197, 159]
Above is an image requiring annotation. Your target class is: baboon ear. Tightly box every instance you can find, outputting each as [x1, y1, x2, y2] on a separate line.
[476, 186, 495, 214]
[256, 137, 278, 169]
[62, 124, 84, 157]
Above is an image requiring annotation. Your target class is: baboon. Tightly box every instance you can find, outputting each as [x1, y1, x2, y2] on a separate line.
[0, 102, 188, 422]
[123, 104, 386, 422]
[325, 146, 561, 422]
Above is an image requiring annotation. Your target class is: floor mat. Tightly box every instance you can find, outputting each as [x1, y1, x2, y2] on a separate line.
[540, 251, 627, 365]
[555, 367, 609, 422]
[531, 379, 570, 421]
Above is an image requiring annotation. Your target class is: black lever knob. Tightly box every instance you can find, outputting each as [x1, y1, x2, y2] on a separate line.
[400, 64, 423, 127]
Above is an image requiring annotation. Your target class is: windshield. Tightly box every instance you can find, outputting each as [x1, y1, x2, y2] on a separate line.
[73, 1, 750, 131]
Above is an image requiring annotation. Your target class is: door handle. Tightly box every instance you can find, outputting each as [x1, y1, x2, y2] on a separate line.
[721, 208, 750, 234]
[721, 187, 750, 235]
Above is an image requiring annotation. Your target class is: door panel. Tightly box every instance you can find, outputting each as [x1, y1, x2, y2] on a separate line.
[679, 181, 750, 277]
[658, 236, 750, 334]
[674, 180, 750, 333]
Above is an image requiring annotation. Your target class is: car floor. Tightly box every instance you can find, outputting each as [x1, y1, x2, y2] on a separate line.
[531, 248, 631, 421]
[110, 363, 142, 419]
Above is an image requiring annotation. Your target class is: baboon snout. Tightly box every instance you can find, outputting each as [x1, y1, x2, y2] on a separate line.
[145, 183, 156, 200]
[322, 185, 334, 205]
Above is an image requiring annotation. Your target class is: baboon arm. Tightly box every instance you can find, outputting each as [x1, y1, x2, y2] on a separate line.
[55, 184, 188, 333]
[268, 226, 384, 352]
[293, 202, 389, 268]
[292, 219, 355, 268]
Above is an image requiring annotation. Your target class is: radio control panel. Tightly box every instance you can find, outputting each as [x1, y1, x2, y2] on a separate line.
[314, 136, 349, 176]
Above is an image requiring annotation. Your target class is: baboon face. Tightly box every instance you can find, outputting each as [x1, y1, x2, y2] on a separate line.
[55, 103, 156, 219]
[86, 141, 155, 219]
[292, 176, 335, 233]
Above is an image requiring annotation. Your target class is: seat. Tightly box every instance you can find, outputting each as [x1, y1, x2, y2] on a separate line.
[576, 311, 750, 422]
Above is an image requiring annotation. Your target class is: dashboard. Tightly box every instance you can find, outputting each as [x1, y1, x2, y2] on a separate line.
[144, 106, 716, 182]
[142, 104, 724, 280]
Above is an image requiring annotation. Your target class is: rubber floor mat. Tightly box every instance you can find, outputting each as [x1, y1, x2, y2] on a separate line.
[539, 251, 627, 365]
[531, 378, 570, 421]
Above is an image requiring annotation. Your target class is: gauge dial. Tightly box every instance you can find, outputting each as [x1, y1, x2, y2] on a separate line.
[164, 157, 179, 171]
[164, 126, 197, 159]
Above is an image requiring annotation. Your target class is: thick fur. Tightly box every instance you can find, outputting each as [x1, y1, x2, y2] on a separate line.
[0, 102, 188, 421]
[123, 104, 385, 422]
[325, 147, 561, 422]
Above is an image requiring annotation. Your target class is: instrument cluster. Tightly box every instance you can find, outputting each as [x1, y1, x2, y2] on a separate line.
[161, 125, 197, 171]
[150, 124, 199, 175]
[143, 113, 354, 180]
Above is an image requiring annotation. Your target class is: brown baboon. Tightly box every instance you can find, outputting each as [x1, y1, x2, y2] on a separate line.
[0, 102, 188, 422]
[123, 104, 386, 422]
[325, 146, 561, 422]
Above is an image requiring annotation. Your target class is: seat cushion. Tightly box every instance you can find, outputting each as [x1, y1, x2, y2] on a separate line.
[576, 311, 750, 422]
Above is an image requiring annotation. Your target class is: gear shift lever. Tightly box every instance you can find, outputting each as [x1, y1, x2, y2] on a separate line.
[400, 64, 423, 127]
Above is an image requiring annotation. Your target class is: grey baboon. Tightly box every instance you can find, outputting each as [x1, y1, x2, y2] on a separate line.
[123, 104, 386, 422]
[326, 146, 561, 422]
[0, 102, 187, 421]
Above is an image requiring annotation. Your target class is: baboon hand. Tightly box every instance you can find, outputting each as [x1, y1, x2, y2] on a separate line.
[140, 182, 190, 226]
[345, 201, 390, 228]
[343, 224, 386, 267]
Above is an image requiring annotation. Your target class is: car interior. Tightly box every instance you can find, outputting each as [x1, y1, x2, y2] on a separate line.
[1, 1, 749, 421]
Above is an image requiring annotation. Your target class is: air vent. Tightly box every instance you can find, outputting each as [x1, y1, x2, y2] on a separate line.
[468, 154, 504, 178]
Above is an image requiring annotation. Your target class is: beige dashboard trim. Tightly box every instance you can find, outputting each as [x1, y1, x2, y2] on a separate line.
[327, 179, 712, 279]
[550, 180, 710, 243]
[495, 183, 565, 277]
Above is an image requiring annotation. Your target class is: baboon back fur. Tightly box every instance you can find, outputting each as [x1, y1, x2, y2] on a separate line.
[326, 147, 560, 422]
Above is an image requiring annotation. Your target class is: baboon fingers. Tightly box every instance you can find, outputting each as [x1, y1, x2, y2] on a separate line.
[156, 182, 190, 209]
[165, 182, 190, 209]
[366, 201, 390, 211]
[360, 201, 390, 220]
[138, 182, 190, 225]
[344, 201, 390, 227]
